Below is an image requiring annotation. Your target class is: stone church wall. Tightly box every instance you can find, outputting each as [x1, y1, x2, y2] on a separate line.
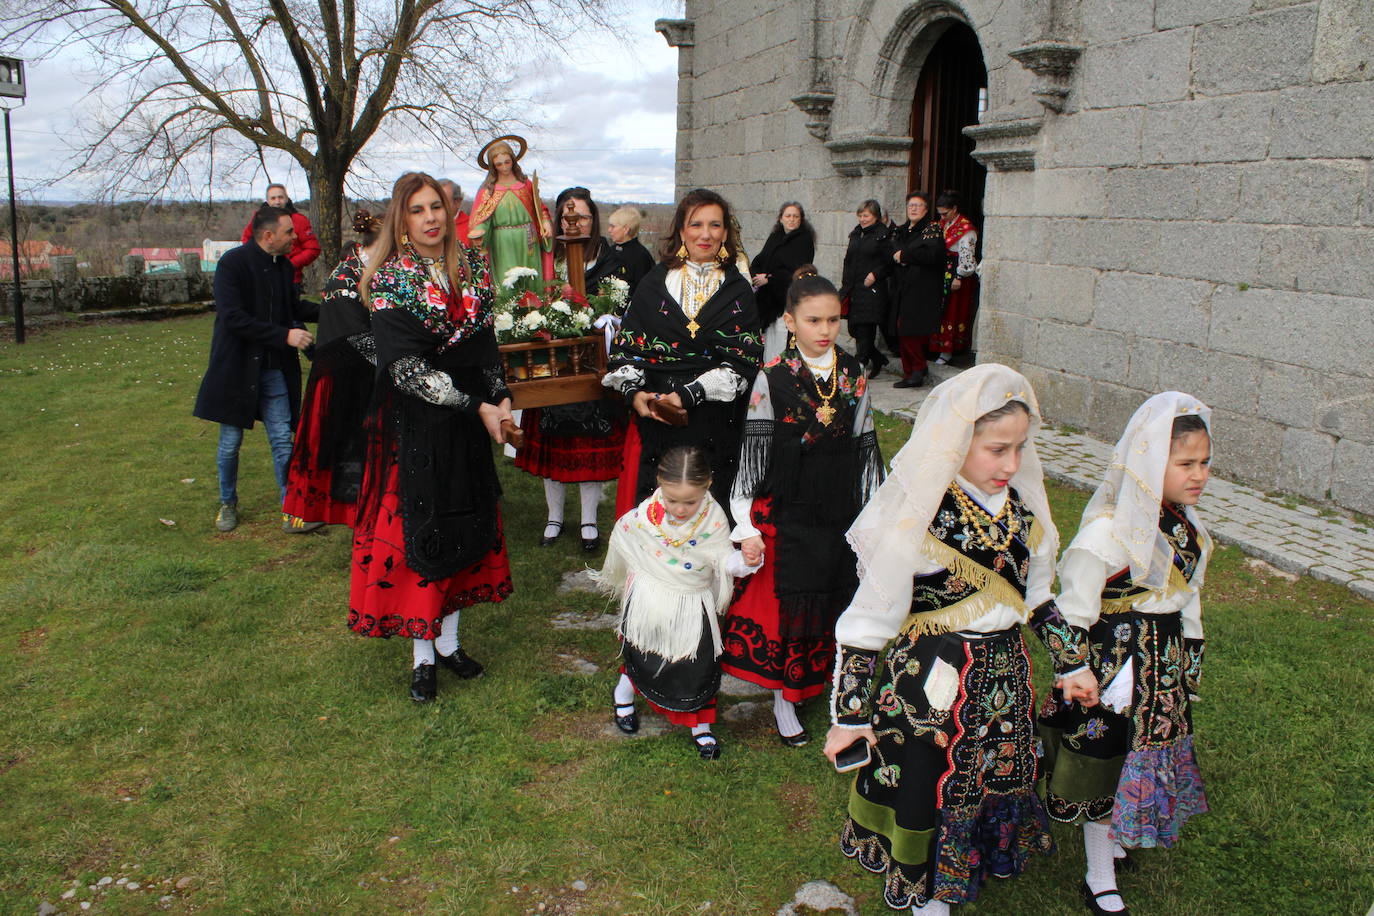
[666, 0, 1374, 514]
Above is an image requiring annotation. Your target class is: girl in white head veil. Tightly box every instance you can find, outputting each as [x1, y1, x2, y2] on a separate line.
[1039, 392, 1213, 916]
[821, 364, 1097, 914]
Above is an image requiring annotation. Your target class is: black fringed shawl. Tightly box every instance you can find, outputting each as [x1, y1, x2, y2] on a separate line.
[362, 247, 509, 580]
[734, 347, 884, 638]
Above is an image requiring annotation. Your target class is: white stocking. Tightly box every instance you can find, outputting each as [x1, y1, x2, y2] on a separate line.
[691, 722, 716, 745]
[614, 673, 636, 707]
[435, 611, 460, 656]
[579, 481, 602, 527]
[543, 478, 565, 539]
[411, 638, 435, 669]
[772, 689, 804, 737]
[1083, 820, 1125, 912]
[910, 899, 949, 915]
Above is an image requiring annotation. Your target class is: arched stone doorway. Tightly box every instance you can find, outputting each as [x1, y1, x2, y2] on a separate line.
[907, 22, 988, 224]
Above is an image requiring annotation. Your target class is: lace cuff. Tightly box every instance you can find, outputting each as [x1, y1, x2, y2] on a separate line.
[482, 364, 511, 404]
[1184, 638, 1205, 699]
[831, 645, 880, 727]
[602, 365, 646, 398]
[691, 366, 747, 403]
[348, 332, 377, 366]
[388, 355, 475, 410]
[1028, 599, 1091, 676]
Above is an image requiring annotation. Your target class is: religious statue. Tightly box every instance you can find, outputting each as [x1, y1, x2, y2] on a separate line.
[468, 135, 554, 293]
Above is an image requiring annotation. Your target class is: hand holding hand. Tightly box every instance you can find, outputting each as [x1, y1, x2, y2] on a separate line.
[740, 536, 764, 567]
[1057, 669, 1100, 708]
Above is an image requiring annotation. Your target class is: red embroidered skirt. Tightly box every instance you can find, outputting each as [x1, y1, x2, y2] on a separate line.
[348, 460, 512, 640]
[283, 374, 359, 526]
[931, 274, 977, 354]
[513, 406, 626, 483]
[719, 501, 834, 703]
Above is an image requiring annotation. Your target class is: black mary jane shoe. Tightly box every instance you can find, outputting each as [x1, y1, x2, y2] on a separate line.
[436, 647, 484, 680]
[1114, 850, 1139, 873]
[1080, 881, 1129, 916]
[540, 521, 563, 547]
[580, 523, 601, 553]
[691, 731, 722, 761]
[613, 701, 639, 734]
[409, 663, 437, 703]
[777, 726, 810, 748]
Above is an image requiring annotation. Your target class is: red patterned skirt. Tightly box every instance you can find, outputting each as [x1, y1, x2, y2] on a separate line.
[720, 502, 834, 703]
[930, 273, 978, 355]
[348, 460, 512, 640]
[513, 405, 626, 483]
[283, 374, 361, 526]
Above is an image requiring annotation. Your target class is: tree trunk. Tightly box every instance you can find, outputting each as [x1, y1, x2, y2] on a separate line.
[308, 163, 345, 294]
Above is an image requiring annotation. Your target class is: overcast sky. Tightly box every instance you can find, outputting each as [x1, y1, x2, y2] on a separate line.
[1, 1, 682, 204]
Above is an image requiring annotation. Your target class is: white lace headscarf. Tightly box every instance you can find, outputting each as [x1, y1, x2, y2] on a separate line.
[845, 363, 1057, 608]
[1079, 391, 1212, 592]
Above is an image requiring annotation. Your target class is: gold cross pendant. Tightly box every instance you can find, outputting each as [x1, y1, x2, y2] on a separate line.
[816, 404, 836, 426]
[686, 318, 699, 338]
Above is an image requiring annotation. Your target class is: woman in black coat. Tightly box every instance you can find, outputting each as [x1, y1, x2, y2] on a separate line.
[837, 199, 891, 377]
[750, 201, 816, 359]
[888, 191, 947, 389]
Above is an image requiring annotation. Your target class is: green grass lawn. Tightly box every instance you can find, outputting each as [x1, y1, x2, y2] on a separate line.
[1, 315, 1371, 915]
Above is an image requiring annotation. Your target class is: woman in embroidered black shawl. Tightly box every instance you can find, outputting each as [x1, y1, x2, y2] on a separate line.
[282, 210, 382, 527]
[348, 172, 515, 704]
[720, 272, 883, 746]
[603, 188, 763, 525]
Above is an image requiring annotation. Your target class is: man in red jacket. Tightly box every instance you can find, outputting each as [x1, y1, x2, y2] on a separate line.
[439, 179, 471, 246]
[239, 183, 322, 288]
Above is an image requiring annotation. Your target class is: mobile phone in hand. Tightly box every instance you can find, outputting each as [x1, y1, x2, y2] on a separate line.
[833, 738, 871, 773]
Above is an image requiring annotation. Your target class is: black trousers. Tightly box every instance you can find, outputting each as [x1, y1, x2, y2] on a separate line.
[850, 322, 887, 370]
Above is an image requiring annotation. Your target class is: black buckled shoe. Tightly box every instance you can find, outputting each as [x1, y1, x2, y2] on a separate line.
[1080, 881, 1129, 915]
[540, 521, 562, 546]
[691, 731, 722, 760]
[436, 647, 484, 680]
[613, 701, 639, 734]
[778, 726, 810, 748]
[1115, 850, 1139, 873]
[581, 523, 600, 553]
[409, 663, 437, 703]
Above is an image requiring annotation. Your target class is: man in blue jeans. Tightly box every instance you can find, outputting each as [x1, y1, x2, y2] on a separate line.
[194, 206, 320, 532]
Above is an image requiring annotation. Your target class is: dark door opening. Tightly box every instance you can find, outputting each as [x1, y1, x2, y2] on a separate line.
[907, 22, 988, 225]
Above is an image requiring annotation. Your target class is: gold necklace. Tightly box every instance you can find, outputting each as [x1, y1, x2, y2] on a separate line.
[948, 482, 1020, 552]
[652, 502, 710, 548]
[809, 356, 840, 426]
[679, 263, 721, 338]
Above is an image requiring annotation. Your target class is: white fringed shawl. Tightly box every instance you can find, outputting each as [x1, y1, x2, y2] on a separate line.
[591, 489, 735, 662]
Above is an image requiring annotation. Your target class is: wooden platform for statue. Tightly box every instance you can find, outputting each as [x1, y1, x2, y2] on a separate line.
[499, 335, 608, 408]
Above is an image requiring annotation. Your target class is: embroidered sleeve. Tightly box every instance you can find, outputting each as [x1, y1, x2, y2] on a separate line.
[1028, 599, 1091, 677]
[955, 231, 978, 277]
[482, 364, 512, 404]
[1184, 638, 1205, 699]
[677, 366, 746, 407]
[831, 645, 881, 727]
[602, 364, 646, 398]
[388, 355, 475, 410]
[347, 331, 377, 366]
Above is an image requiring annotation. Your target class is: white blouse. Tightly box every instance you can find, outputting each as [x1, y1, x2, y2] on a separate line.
[833, 475, 1056, 652]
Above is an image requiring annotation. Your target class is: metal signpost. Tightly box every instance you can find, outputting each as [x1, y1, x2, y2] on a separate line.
[1, 56, 26, 343]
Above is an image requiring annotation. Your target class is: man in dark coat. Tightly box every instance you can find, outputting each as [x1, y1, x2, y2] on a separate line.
[195, 206, 320, 532]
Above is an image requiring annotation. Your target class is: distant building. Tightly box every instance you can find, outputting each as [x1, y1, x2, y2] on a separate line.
[201, 239, 239, 271]
[0, 240, 74, 277]
[129, 247, 201, 270]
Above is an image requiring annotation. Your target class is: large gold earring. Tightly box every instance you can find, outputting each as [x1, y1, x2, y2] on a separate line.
[676, 241, 688, 260]
[401, 233, 411, 248]
[788, 332, 796, 351]
[716, 245, 729, 266]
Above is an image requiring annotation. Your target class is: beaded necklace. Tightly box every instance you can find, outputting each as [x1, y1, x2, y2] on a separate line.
[651, 501, 710, 548]
[948, 482, 1021, 552]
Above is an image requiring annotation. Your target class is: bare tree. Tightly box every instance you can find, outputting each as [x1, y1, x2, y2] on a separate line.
[4, 0, 619, 270]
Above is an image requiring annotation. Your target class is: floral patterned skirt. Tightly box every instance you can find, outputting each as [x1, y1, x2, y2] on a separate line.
[841, 627, 1053, 909]
[513, 404, 626, 483]
[1039, 610, 1208, 847]
[348, 460, 512, 640]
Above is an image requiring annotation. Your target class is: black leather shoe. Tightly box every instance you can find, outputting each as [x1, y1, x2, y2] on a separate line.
[1080, 881, 1129, 915]
[613, 701, 639, 734]
[893, 375, 918, 389]
[778, 726, 810, 747]
[436, 647, 484, 679]
[540, 521, 562, 546]
[910, 369, 929, 387]
[1115, 850, 1139, 873]
[409, 663, 437, 703]
[580, 523, 601, 552]
[692, 731, 722, 760]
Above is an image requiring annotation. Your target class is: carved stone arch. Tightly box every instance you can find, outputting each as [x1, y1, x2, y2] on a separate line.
[823, 1, 979, 177]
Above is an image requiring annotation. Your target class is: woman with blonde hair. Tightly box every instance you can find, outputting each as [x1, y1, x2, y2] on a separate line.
[349, 171, 516, 703]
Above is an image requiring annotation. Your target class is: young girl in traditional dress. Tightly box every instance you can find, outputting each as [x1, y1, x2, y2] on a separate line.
[1038, 392, 1213, 916]
[720, 270, 883, 746]
[823, 364, 1099, 914]
[594, 446, 761, 759]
